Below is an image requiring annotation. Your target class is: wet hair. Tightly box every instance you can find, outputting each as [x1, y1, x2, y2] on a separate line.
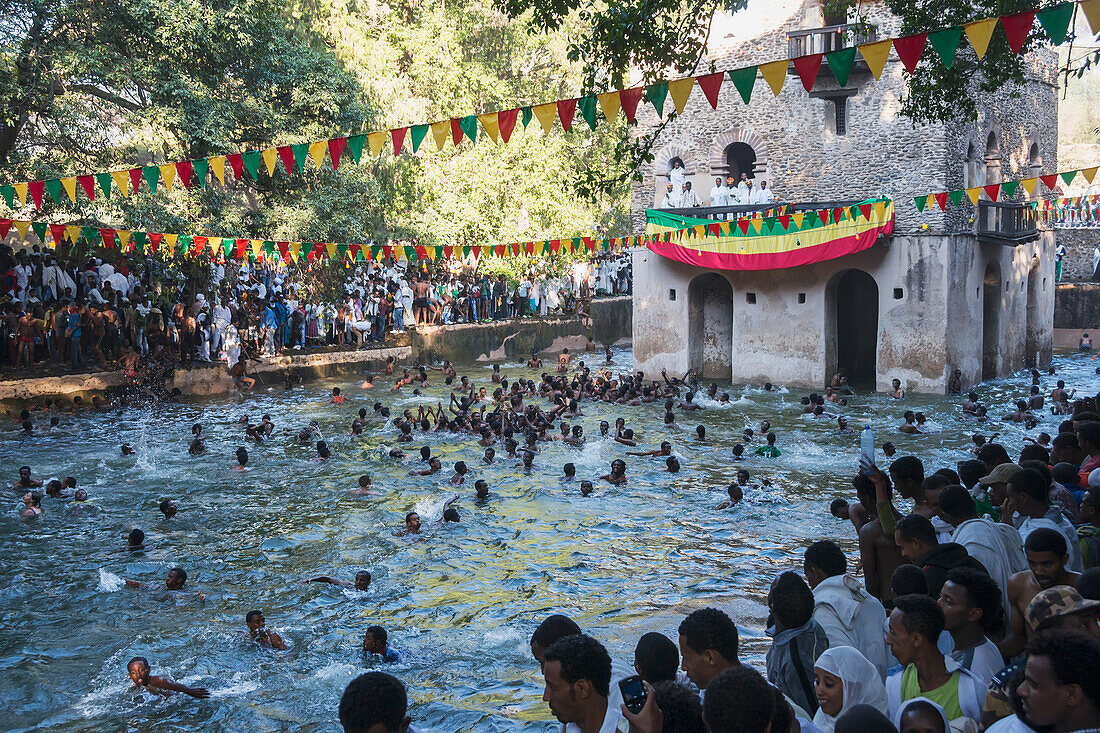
[236, 447, 248, 465]
[945, 566, 1004, 637]
[358, 475, 371, 487]
[893, 593, 945, 642]
[158, 499, 174, 514]
[563, 463, 575, 477]
[768, 571, 814, 629]
[976, 442, 1011, 467]
[634, 632, 679, 683]
[404, 511, 419, 524]
[835, 705, 898, 733]
[1008, 467, 1049, 504]
[651, 680, 705, 733]
[896, 513, 937, 547]
[246, 610, 264, 623]
[365, 624, 388, 645]
[339, 671, 407, 733]
[542, 633, 612, 698]
[937, 484, 976, 520]
[666, 456, 680, 472]
[702, 665, 775, 733]
[128, 528, 145, 546]
[1025, 527, 1068, 557]
[1025, 630, 1100, 711]
[419, 446, 431, 460]
[531, 615, 581, 649]
[442, 508, 459, 522]
[957, 459, 987, 490]
[454, 461, 467, 474]
[891, 564, 929, 597]
[889, 456, 924, 484]
[1020, 444, 1051, 464]
[804, 539, 846, 578]
[677, 608, 738, 661]
[830, 498, 849, 516]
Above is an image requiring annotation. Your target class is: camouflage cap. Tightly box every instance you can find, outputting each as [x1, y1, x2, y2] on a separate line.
[1025, 585, 1100, 631]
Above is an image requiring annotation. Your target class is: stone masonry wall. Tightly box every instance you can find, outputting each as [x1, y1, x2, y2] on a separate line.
[1056, 228, 1100, 282]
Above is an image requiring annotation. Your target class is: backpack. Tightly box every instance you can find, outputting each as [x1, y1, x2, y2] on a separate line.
[1079, 525, 1100, 570]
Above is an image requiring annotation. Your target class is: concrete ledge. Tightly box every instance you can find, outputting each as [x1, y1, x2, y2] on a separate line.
[1054, 328, 1100, 349]
[0, 371, 125, 400]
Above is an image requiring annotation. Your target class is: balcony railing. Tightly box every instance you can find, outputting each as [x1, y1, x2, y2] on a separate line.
[657, 200, 863, 221]
[976, 201, 1040, 245]
[788, 24, 877, 59]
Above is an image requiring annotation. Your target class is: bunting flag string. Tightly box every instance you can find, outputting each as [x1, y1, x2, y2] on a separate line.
[913, 164, 1100, 211]
[3, 1, 1097, 212]
[1036, 194, 1100, 226]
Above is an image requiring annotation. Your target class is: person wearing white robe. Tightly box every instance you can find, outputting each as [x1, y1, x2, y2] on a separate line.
[710, 177, 729, 207]
[681, 182, 703, 207]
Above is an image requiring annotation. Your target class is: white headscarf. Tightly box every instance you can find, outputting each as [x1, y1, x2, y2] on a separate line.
[812, 646, 889, 733]
[894, 697, 950, 733]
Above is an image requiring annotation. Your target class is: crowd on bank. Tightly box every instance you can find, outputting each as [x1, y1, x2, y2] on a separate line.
[0, 241, 631, 378]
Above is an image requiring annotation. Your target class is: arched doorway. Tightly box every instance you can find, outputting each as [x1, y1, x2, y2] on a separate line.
[826, 269, 878, 388]
[688, 273, 733, 380]
[982, 261, 1002, 380]
[1025, 258, 1041, 367]
[725, 142, 757, 181]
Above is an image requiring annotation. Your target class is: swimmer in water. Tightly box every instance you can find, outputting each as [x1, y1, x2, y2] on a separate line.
[580, 480, 594, 497]
[837, 417, 856, 435]
[450, 461, 468, 486]
[245, 610, 287, 650]
[666, 456, 681, 473]
[627, 441, 673, 458]
[127, 529, 146, 551]
[695, 425, 705, 440]
[351, 475, 380, 496]
[889, 378, 904, 399]
[329, 387, 347, 404]
[159, 499, 178, 520]
[717, 484, 743, 510]
[482, 447, 495, 464]
[474, 479, 489, 499]
[315, 441, 331, 460]
[360, 377, 373, 389]
[20, 491, 42, 519]
[305, 570, 372, 591]
[127, 657, 210, 699]
[899, 411, 921, 434]
[410, 457, 442, 476]
[882, 441, 897, 458]
[125, 567, 205, 601]
[233, 446, 248, 470]
[14, 465, 42, 491]
[121, 443, 135, 455]
[527, 352, 543, 368]
[599, 459, 627, 486]
[562, 463, 576, 481]
[732, 443, 745, 461]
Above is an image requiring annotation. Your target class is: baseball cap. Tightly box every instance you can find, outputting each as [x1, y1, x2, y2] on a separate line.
[979, 463, 1023, 485]
[1025, 585, 1100, 631]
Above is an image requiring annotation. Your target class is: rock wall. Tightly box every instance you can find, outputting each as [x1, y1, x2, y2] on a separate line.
[1055, 228, 1100, 282]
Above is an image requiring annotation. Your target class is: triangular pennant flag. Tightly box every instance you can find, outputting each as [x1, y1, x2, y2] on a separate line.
[1081, 166, 1098, 183]
[253, 239, 266, 258]
[240, 150, 260, 180]
[578, 96, 598, 130]
[261, 148, 278, 176]
[15, 220, 31, 239]
[696, 71, 725, 108]
[1000, 10, 1036, 54]
[791, 212, 805, 229]
[964, 18, 998, 60]
[1040, 174, 1059, 191]
[290, 144, 310, 171]
[668, 78, 693, 114]
[158, 163, 176, 191]
[966, 187, 981, 204]
[12, 183, 26, 207]
[459, 114, 478, 141]
[163, 233, 178, 255]
[128, 167, 143, 193]
[305, 142, 325, 169]
[111, 171, 129, 197]
[619, 87, 644, 122]
[328, 137, 347, 169]
[0, 186, 12, 209]
[65, 224, 81, 244]
[192, 236, 206, 255]
[597, 92, 621, 121]
[77, 174, 95, 200]
[176, 161, 193, 189]
[289, 241, 301, 260]
[450, 118, 464, 146]
[1082, 0, 1100, 35]
[209, 156, 226, 185]
[532, 103, 557, 133]
[983, 184, 1000, 201]
[278, 146, 296, 174]
[80, 225, 97, 245]
[556, 99, 577, 131]
[227, 153, 245, 180]
[409, 125, 429, 153]
[477, 113, 500, 142]
[95, 172, 112, 199]
[995, 180, 1018, 199]
[859, 203, 873, 219]
[928, 26, 962, 69]
[497, 109, 518, 143]
[431, 120, 449, 150]
[645, 81, 669, 117]
[1036, 2, 1074, 44]
[60, 177, 77, 202]
[893, 33, 927, 73]
[390, 128, 408, 155]
[129, 230, 145, 253]
[825, 47, 857, 87]
[119, 230, 132, 251]
[859, 39, 892, 80]
[31, 221, 46, 240]
[758, 60, 787, 96]
[0, 220, 10, 238]
[737, 219, 750, 235]
[1020, 177, 1038, 196]
[276, 241, 288, 259]
[1061, 170, 1078, 185]
[45, 179, 61, 204]
[346, 135, 366, 163]
[934, 192, 950, 210]
[792, 53, 824, 91]
[99, 228, 116, 249]
[177, 235, 191, 256]
[48, 223, 65, 245]
[949, 190, 965, 206]
[521, 106, 533, 129]
[368, 131, 387, 158]
[24, 181, 41, 209]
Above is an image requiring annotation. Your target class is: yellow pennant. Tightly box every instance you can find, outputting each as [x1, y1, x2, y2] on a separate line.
[758, 60, 787, 96]
[251, 239, 264, 258]
[431, 121, 449, 150]
[873, 201, 886, 219]
[209, 156, 226, 184]
[12, 182, 27, 206]
[478, 113, 500, 143]
[792, 212, 805, 229]
[720, 221, 731, 236]
[1020, 177, 1038, 196]
[207, 238, 222, 253]
[966, 187, 981, 204]
[118, 230, 132, 249]
[325, 242, 338, 259]
[14, 220, 30, 239]
[163, 233, 178, 254]
[159, 164, 176, 192]
[262, 148, 278, 176]
[597, 92, 621, 121]
[289, 241, 301, 259]
[309, 141, 328, 168]
[1081, 166, 1098, 184]
[964, 18, 998, 60]
[1082, 0, 1100, 35]
[750, 216, 763, 234]
[532, 103, 557, 134]
[66, 225, 81, 243]
[859, 40, 892, 80]
[61, 177, 78, 202]
[111, 170, 129, 197]
[669, 78, 694, 114]
[368, 131, 387, 158]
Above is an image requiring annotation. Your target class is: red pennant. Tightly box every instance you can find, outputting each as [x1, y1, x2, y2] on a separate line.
[382, 245, 393, 260]
[451, 118, 463, 146]
[0, 220, 10, 238]
[983, 185, 1000, 202]
[1040, 174, 1059, 191]
[778, 214, 791, 231]
[443, 245, 454, 259]
[833, 207, 845, 222]
[893, 33, 927, 73]
[792, 53, 823, 92]
[77, 175, 96, 200]
[129, 168, 143, 193]
[708, 223, 721, 236]
[192, 236, 207, 254]
[557, 98, 577, 132]
[619, 87, 644, 123]
[391, 127, 408, 156]
[818, 209, 831, 224]
[859, 203, 873, 219]
[498, 109, 519, 143]
[549, 239, 561, 254]
[28, 180, 44, 209]
[415, 244, 428, 260]
[737, 219, 750, 235]
[1000, 10, 1035, 54]
[696, 72, 724, 109]
[227, 154, 245, 180]
[328, 137, 347, 170]
[934, 192, 949, 210]
[235, 238, 248, 258]
[277, 241, 289, 258]
[523, 242, 534, 255]
[99, 228, 116, 249]
[148, 233, 163, 252]
[278, 146, 295, 174]
[49, 223, 65, 244]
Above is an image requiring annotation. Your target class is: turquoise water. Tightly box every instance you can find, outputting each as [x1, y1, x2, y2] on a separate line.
[1, 347, 1095, 732]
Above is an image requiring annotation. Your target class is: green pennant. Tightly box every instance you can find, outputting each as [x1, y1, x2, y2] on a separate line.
[346, 134, 366, 163]
[81, 226, 98, 245]
[142, 165, 160, 193]
[404, 245, 417, 261]
[825, 48, 857, 87]
[949, 190, 964, 206]
[462, 245, 471, 257]
[292, 144, 310, 172]
[241, 150, 260, 180]
[646, 81, 669, 117]
[1, 185, 13, 209]
[46, 179, 62, 204]
[92, 172, 110, 199]
[370, 245, 381, 259]
[1036, 2, 1074, 45]
[521, 106, 533, 128]
[805, 210, 820, 227]
[459, 115, 478, 141]
[264, 240, 276, 256]
[928, 26, 962, 69]
[914, 196, 927, 212]
[578, 96, 598, 130]
[132, 231, 146, 251]
[1001, 180, 1019, 198]
[192, 158, 208, 189]
[410, 126, 429, 153]
[222, 238, 233, 257]
[179, 235, 192, 254]
[728, 66, 757, 104]
[31, 221, 47, 240]
[1061, 171, 1078, 185]
[336, 242, 348, 259]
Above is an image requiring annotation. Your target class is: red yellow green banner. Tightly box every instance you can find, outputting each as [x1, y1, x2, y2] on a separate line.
[914, 164, 1100, 211]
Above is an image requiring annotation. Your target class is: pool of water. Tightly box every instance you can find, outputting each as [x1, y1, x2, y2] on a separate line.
[2, 347, 1097, 731]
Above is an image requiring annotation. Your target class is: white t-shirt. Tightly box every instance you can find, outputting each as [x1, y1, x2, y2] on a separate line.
[949, 636, 1002, 688]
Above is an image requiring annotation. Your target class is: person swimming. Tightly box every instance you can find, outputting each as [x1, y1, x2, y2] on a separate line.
[127, 657, 210, 700]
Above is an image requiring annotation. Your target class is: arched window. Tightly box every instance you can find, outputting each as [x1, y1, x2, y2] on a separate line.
[724, 143, 757, 180]
[1027, 143, 1042, 190]
[963, 142, 981, 189]
[984, 131, 1001, 186]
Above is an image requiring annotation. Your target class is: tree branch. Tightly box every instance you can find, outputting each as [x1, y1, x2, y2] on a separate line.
[66, 84, 145, 112]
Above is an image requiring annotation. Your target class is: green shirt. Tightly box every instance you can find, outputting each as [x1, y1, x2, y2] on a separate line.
[753, 445, 781, 457]
[900, 664, 964, 720]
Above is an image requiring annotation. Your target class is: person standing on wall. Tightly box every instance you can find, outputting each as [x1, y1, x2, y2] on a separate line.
[1055, 243, 1065, 283]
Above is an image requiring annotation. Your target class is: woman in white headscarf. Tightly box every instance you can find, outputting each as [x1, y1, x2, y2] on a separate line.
[895, 697, 978, 733]
[813, 646, 889, 733]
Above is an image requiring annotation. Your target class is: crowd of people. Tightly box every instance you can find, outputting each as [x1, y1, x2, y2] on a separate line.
[659, 157, 777, 209]
[11, 339, 1100, 733]
[0, 241, 632, 381]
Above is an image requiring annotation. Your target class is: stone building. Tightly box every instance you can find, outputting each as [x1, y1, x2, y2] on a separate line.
[630, 0, 1058, 393]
